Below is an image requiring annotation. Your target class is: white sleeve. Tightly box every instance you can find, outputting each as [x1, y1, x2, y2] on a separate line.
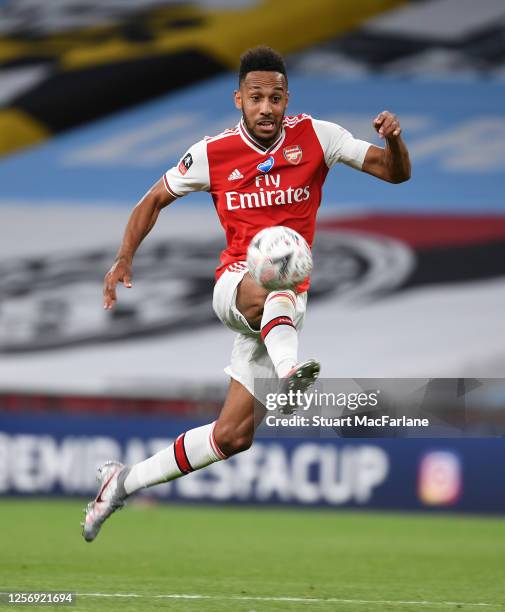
[312, 118, 372, 171]
[163, 139, 210, 198]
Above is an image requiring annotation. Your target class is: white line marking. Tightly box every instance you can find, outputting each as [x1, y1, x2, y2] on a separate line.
[74, 592, 498, 607]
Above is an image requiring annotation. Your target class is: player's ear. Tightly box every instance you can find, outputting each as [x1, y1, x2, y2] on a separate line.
[234, 89, 242, 110]
[285, 90, 290, 108]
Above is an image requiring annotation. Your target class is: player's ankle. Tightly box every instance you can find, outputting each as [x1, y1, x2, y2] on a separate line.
[116, 466, 131, 498]
[277, 358, 297, 379]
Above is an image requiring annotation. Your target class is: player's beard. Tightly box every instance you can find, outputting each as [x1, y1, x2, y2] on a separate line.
[242, 111, 283, 147]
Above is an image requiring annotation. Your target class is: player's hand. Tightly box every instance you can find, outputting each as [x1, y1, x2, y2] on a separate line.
[103, 257, 132, 310]
[373, 110, 402, 139]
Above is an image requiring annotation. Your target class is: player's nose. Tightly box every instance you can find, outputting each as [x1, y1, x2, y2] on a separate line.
[259, 99, 273, 115]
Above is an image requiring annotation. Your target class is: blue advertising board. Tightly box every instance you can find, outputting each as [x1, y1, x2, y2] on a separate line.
[1, 410, 504, 513]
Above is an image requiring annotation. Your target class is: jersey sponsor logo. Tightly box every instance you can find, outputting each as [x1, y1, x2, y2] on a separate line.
[178, 152, 193, 175]
[283, 145, 303, 165]
[227, 169, 243, 181]
[257, 156, 275, 173]
[255, 174, 280, 188]
[225, 186, 310, 210]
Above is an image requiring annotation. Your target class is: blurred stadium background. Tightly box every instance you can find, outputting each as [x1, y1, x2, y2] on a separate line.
[1, 0, 505, 609]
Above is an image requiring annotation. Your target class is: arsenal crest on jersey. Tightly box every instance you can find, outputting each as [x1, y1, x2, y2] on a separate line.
[283, 145, 303, 165]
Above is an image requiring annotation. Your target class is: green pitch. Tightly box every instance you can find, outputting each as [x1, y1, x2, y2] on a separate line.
[1, 499, 504, 611]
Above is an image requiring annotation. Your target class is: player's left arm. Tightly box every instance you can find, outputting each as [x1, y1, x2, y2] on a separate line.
[361, 111, 411, 184]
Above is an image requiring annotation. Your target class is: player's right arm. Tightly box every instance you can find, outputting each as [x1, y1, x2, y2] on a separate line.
[103, 179, 175, 309]
[103, 138, 210, 309]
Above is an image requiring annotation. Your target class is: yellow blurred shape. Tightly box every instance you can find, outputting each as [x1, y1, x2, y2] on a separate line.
[62, 0, 405, 69]
[0, 109, 49, 157]
[0, 0, 406, 157]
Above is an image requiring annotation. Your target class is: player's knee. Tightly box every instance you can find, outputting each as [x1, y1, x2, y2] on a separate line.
[242, 303, 264, 329]
[213, 424, 253, 456]
[227, 434, 253, 456]
[236, 274, 268, 330]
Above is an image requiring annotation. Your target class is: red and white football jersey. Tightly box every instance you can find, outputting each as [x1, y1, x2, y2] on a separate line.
[163, 114, 371, 291]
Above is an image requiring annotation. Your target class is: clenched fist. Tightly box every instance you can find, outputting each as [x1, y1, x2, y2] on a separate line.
[373, 110, 402, 139]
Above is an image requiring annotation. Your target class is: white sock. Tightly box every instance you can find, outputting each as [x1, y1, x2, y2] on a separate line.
[123, 421, 227, 495]
[260, 290, 298, 378]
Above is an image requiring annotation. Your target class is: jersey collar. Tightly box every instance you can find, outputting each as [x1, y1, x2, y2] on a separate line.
[238, 118, 285, 155]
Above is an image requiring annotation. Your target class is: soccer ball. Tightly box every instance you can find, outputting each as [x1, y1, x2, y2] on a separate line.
[246, 226, 313, 290]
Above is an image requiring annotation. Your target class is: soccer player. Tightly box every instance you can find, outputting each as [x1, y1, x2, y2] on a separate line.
[82, 46, 410, 541]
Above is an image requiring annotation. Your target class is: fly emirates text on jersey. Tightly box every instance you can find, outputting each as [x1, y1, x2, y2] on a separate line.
[225, 173, 310, 210]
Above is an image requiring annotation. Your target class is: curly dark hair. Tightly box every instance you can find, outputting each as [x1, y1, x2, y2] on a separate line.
[239, 45, 288, 84]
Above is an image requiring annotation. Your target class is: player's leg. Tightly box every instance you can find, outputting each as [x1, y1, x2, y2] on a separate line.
[82, 378, 261, 542]
[213, 377, 264, 455]
[237, 272, 298, 377]
[235, 271, 269, 330]
[122, 378, 260, 491]
[236, 272, 318, 380]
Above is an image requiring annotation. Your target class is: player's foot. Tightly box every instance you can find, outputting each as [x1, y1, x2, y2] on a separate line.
[81, 461, 128, 542]
[279, 358, 320, 414]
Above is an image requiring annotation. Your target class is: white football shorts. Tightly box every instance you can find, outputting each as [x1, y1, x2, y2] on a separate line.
[212, 261, 308, 397]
